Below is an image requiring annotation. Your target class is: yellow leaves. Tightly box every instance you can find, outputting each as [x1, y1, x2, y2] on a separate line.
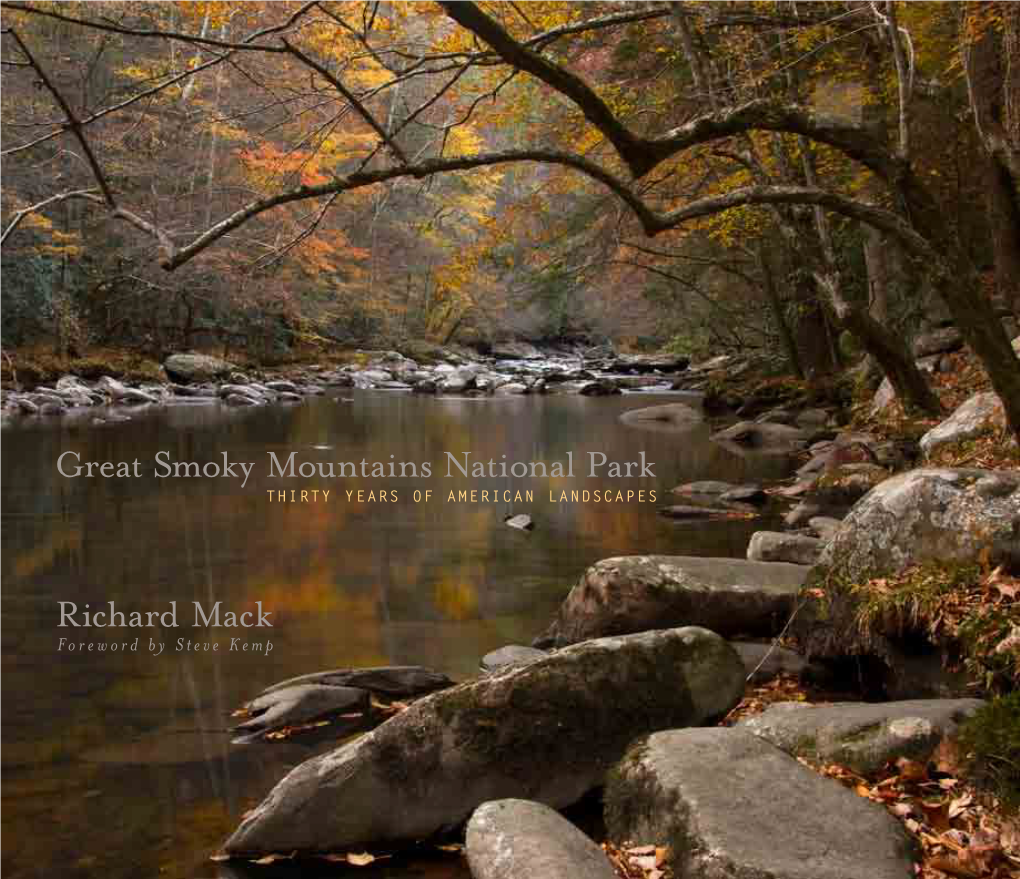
[444, 124, 485, 157]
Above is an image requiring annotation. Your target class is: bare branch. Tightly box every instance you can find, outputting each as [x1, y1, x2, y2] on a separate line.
[1, 189, 98, 245]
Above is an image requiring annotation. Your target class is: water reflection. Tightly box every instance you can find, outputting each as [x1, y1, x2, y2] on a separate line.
[1, 392, 790, 878]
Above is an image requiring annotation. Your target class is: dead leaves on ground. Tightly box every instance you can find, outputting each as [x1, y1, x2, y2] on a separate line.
[812, 744, 1019, 878]
[722, 673, 812, 725]
[603, 841, 670, 879]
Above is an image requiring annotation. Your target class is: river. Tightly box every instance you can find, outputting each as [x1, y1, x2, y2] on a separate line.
[1, 390, 793, 878]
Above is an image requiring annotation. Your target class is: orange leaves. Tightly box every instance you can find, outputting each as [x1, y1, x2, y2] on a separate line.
[817, 748, 1019, 878]
[240, 144, 330, 188]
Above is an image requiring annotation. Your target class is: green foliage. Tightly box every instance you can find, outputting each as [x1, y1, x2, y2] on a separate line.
[958, 693, 1020, 809]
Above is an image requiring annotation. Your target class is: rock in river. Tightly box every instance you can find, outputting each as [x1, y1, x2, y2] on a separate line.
[163, 352, 233, 383]
[535, 556, 809, 648]
[605, 727, 916, 879]
[618, 402, 702, 432]
[466, 799, 617, 879]
[223, 627, 745, 856]
[746, 531, 823, 566]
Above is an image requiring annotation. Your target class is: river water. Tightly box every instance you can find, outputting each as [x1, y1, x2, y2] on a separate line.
[1, 390, 792, 878]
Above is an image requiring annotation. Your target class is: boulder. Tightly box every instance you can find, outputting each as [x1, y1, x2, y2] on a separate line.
[96, 375, 129, 399]
[746, 531, 822, 566]
[738, 699, 985, 775]
[710, 421, 811, 454]
[119, 387, 160, 405]
[466, 799, 617, 879]
[819, 468, 1020, 578]
[232, 684, 369, 741]
[163, 353, 232, 384]
[535, 556, 809, 648]
[919, 392, 1005, 457]
[480, 646, 547, 673]
[223, 627, 745, 855]
[605, 728, 915, 879]
[439, 368, 477, 393]
[913, 327, 962, 358]
[618, 403, 702, 432]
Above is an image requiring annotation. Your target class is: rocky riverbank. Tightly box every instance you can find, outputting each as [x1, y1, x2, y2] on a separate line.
[213, 376, 1019, 878]
[0, 345, 698, 425]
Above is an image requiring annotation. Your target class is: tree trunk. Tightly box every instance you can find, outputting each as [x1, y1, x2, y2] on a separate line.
[756, 243, 803, 377]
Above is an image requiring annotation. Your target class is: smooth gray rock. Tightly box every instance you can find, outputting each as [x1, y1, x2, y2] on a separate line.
[618, 402, 702, 432]
[495, 382, 528, 396]
[504, 513, 534, 531]
[738, 699, 985, 775]
[233, 684, 369, 739]
[746, 531, 822, 566]
[536, 556, 809, 648]
[605, 728, 915, 879]
[466, 799, 617, 879]
[224, 627, 745, 855]
[163, 353, 233, 383]
[711, 421, 811, 454]
[480, 646, 547, 673]
[819, 468, 1020, 578]
[919, 392, 1005, 456]
[260, 665, 454, 698]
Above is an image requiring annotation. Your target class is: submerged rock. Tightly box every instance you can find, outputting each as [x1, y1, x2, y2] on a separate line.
[618, 402, 702, 432]
[466, 799, 617, 879]
[710, 421, 811, 454]
[223, 627, 744, 855]
[605, 728, 915, 879]
[535, 556, 808, 648]
[738, 699, 985, 775]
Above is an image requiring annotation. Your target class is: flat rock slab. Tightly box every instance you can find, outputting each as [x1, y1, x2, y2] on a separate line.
[537, 555, 809, 647]
[737, 699, 985, 775]
[466, 799, 617, 879]
[233, 684, 368, 740]
[224, 627, 745, 856]
[260, 665, 454, 697]
[746, 531, 822, 566]
[481, 645, 547, 673]
[605, 728, 915, 879]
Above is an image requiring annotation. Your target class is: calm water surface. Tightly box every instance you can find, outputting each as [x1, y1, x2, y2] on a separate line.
[1, 391, 792, 878]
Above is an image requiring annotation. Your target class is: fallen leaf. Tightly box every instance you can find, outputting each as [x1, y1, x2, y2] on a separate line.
[346, 852, 376, 866]
[896, 757, 929, 783]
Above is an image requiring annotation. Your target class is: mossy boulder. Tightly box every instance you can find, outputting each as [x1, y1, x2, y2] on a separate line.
[163, 353, 233, 383]
[737, 699, 985, 775]
[605, 728, 916, 879]
[534, 556, 809, 648]
[223, 627, 744, 856]
[819, 468, 1020, 580]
